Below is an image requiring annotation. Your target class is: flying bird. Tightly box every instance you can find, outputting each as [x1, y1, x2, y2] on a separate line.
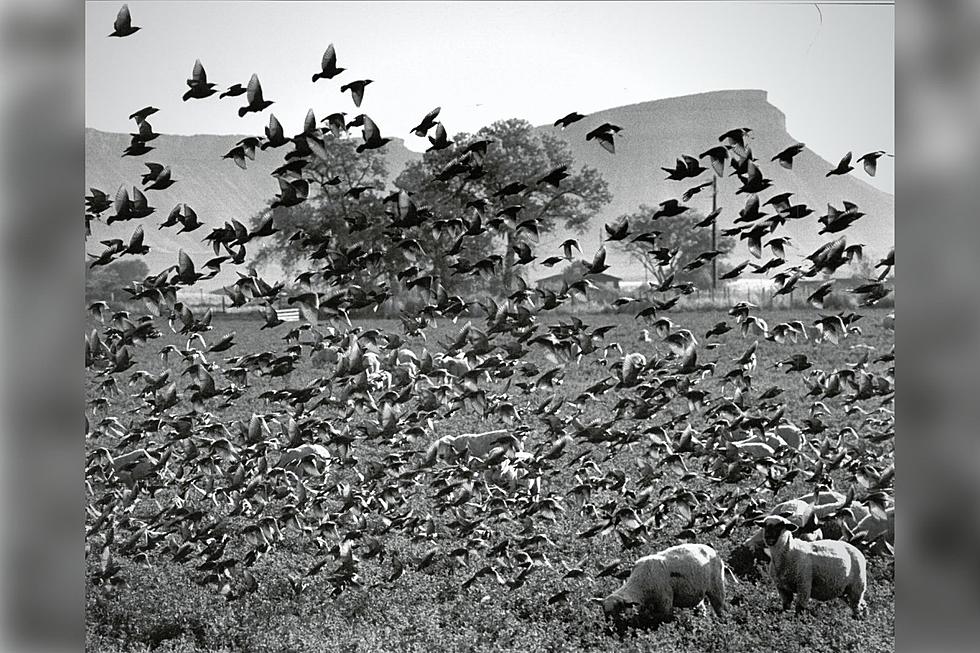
[323, 112, 348, 138]
[585, 123, 622, 154]
[141, 163, 176, 190]
[128, 106, 158, 123]
[682, 181, 712, 202]
[699, 146, 729, 177]
[312, 44, 346, 82]
[662, 155, 706, 181]
[410, 107, 441, 137]
[427, 123, 452, 151]
[219, 84, 247, 99]
[262, 114, 288, 149]
[856, 151, 891, 177]
[771, 143, 805, 169]
[238, 74, 274, 117]
[340, 79, 373, 108]
[553, 112, 586, 129]
[652, 199, 689, 219]
[122, 135, 153, 157]
[719, 127, 752, 150]
[826, 151, 854, 176]
[109, 4, 140, 37]
[357, 115, 391, 153]
[537, 165, 569, 188]
[183, 59, 217, 101]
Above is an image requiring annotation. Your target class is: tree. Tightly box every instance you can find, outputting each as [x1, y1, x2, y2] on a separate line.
[395, 118, 611, 293]
[86, 259, 149, 302]
[611, 206, 735, 290]
[250, 134, 392, 286]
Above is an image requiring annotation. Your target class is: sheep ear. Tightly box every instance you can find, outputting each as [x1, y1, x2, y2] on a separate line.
[784, 522, 798, 533]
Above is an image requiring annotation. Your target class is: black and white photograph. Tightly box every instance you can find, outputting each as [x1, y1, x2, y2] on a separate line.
[83, 2, 896, 651]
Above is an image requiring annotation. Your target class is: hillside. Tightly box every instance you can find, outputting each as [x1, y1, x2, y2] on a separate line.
[530, 89, 894, 282]
[85, 89, 894, 287]
[84, 129, 420, 288]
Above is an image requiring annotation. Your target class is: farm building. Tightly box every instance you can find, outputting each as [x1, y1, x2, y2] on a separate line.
[536, 263, 622, 292]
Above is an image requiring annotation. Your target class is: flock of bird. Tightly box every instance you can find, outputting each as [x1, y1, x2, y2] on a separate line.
[86, 3, 894, 618]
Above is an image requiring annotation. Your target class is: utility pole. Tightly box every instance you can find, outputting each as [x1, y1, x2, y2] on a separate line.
[711, 175, 718, 291]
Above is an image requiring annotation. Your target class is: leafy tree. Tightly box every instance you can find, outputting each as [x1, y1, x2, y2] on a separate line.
[395, 118, 611, 293]
[85, 259, 149, 302]
[612, 206, 735, 289]
[250, 135, 392, 286]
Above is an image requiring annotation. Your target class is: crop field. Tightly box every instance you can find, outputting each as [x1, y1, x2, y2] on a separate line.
[86, 308, 894, 653]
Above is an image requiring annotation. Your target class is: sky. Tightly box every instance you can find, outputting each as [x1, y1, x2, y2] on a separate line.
[85, 1, 894, 194]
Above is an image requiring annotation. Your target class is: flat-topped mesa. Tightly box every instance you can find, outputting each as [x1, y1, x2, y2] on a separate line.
[586, 89, 787, 137]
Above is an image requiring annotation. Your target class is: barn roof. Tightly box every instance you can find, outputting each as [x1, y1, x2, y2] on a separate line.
[537, 270, 622, 284]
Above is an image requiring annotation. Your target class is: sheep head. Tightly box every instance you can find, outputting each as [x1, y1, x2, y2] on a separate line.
[601, 594, 640, 620]
[763, 515, 798, 546]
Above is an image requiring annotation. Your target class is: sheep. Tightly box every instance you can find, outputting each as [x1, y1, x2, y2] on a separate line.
[112, 448, 158, 487]
[730, 490, 846, 576]
[762, 515, 867, 618]
[847, 505, 895, 555]
[727, 422, 814, 460]
[424, 429, 523, 465]
[601, 543, 733, 627]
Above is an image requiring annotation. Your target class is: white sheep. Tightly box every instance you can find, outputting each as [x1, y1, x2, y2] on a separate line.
[424, 429, 522, 465]
[848, 505, 895, 555]
[730, 490, 846, 576]
[602, 543, 732, 625]
[762, 515, 867, 618]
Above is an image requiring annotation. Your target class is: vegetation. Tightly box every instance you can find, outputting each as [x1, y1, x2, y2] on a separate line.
[612, 207, 736, 289]
[86, 259, 149, 302]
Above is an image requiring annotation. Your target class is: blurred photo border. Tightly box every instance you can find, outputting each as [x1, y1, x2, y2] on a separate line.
[0, 1, 972, 652]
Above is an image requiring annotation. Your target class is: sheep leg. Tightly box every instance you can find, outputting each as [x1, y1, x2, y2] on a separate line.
[707, 591, 726, 620]
[846, 584, 866, 619]
[794, 586, 811, 616]
[777, 587, 794, 612]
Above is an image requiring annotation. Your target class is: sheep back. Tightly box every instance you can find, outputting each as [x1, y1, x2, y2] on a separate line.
[606, 544, 721, 615]
[770, 538, 866, 602]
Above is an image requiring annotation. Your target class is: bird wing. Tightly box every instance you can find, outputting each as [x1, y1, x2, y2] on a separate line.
[322, 44, 337, 71]
[115, 4, 132, 31]
[247, 74, 264, 105]
[189, 59, 207, 86]
[113, 185, 130, 213]
[129, 225, 145, 249]
[362, 115, 380, 143]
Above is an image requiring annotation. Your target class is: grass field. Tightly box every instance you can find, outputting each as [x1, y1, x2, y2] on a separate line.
[86, 308, 894, 653]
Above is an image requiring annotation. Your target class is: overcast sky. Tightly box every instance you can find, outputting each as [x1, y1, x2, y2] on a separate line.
[86, 1, 894, 193]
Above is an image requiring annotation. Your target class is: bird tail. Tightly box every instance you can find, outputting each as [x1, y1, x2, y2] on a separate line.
[238, 107, 248, 118]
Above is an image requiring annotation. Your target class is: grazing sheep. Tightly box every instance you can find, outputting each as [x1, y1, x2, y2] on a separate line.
[763, 515, 867, 618]
[425, 429, 523, 465]
[602, 544, 732, 627]
[849, 505, 895, 555]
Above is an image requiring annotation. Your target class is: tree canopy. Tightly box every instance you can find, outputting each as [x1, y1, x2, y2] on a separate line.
[395, 118, 611, 293]
[250, 134, 391, 285]
[611, 206, 735, 290]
